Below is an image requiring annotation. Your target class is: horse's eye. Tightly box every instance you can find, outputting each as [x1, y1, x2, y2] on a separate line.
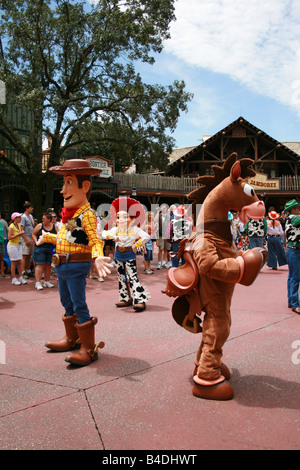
[243, 183, 255, 197]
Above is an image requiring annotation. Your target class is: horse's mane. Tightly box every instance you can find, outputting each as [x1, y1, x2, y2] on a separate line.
[188, 152, 256, 205]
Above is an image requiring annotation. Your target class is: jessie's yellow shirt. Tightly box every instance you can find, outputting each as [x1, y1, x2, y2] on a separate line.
[43, 203, 104, 258]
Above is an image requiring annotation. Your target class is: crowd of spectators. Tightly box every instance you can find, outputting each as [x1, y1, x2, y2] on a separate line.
[1, 199, 299, 317]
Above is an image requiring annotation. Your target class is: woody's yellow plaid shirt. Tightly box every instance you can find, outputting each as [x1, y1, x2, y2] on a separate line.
[43, 203, 104, 258]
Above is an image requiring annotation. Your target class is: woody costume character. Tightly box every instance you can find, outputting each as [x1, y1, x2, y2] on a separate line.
[36, 159, 112, 367]
[102, 197, 150, 312]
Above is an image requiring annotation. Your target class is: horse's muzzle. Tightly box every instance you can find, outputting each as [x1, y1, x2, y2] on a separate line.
[239, 200, 265, 223]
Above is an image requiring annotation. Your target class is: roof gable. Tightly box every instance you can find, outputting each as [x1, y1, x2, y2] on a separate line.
[168, 116, 300, 170]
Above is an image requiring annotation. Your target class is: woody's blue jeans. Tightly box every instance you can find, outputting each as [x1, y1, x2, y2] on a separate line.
[55, 262, 92, 324]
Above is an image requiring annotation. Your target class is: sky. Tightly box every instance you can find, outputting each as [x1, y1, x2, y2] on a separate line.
[136, 0, 300, 149]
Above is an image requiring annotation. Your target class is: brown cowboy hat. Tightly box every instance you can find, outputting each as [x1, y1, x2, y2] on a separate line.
[49, 159, 102, 176]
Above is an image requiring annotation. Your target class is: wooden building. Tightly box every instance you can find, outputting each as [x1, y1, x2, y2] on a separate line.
[165, 116, 300, 211]
[1, 114, 300, 217]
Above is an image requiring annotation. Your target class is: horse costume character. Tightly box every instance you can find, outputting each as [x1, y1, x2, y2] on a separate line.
[165, 153, 268, 400]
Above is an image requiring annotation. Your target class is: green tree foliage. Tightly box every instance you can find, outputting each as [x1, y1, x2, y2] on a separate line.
[0, 0, 192, 214]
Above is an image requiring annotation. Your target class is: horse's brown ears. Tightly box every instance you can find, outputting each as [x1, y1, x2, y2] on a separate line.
[230, 160, 241, 182]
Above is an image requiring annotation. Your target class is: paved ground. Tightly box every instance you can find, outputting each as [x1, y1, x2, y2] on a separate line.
[0, 252, 299, 451]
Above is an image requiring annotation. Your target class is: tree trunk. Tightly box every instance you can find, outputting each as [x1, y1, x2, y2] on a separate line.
[43, 173, 60, 215]
[24, 172, 57, 220]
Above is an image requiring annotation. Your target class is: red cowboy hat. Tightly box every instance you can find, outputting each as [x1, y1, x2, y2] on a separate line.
[173, 204, 186, 218]
[49, 159, 102, 176]
[110, 197, 145, 226]
[268, 210, 279, 220]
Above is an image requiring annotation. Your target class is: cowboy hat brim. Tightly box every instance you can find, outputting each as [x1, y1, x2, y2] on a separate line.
[49, 166, 101, 175]
[49, 159, 102, 176]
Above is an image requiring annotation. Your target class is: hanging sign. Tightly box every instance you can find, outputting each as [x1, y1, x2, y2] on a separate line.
[246, 172, 280, 190]
[84, 155, 113, 178]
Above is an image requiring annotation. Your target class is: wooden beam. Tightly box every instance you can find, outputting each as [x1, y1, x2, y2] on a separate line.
[221, 136, 224, 160]
[255, 159, 297, 163]
[202, 149, 221, 161]
[247, 137, 255, 150]
[255, 136, 258, 160]
[256, 147, 277, 161]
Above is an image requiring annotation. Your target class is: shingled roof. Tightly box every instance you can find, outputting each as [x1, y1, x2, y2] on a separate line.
[168, 146, 197, 164]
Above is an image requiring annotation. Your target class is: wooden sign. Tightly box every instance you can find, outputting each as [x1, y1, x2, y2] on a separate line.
[84, 155, 113, 178]
[246, 172, 280, 191]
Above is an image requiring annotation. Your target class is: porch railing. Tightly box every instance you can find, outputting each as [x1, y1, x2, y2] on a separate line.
[280, 175, 300, 191]
[1, 170, 300, 194]
[115, 173, 300, 194]
[115, 173, 198, 193]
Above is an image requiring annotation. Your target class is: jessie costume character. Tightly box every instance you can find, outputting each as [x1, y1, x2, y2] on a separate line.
[165, 153, 268, 400]
[36, 159, 112, 367]
[102, 197, 150, 312]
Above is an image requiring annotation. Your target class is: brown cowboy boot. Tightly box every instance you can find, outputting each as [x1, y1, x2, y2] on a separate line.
[133, 302, 146, 312]
[115, 298, 133, 307]
[65, 316, 104, 367]
[45, 314, 80, 352]
[116, 281, 132, 307]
